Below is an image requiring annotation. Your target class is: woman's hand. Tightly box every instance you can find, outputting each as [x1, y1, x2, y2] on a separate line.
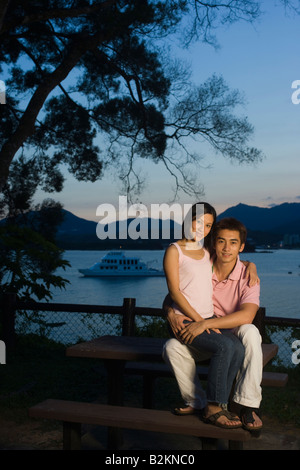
[245, 261, 260, 287]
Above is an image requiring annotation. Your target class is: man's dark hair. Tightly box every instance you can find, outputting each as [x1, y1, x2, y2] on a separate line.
[212, 217, 247, 245]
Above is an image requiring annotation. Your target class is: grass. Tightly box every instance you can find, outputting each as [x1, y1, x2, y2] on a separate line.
[1, 335, 104, 422]
[1, 334, 300, 430]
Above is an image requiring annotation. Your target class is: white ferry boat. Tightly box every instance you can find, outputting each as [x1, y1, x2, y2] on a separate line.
[78, 251, 165, 277]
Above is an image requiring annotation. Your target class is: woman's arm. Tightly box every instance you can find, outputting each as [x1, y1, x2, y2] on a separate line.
[162, 294, 195, 338]
[163, 245, 203, 322]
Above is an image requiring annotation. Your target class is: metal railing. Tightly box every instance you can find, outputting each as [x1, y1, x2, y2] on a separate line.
[1, 293, 299, 368]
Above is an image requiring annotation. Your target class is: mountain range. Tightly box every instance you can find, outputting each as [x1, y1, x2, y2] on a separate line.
[55, 202, 300, 250]
[218, 202, 300, 234]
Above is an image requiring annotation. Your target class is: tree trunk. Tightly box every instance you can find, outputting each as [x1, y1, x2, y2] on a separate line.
[0, 0, 11, 33]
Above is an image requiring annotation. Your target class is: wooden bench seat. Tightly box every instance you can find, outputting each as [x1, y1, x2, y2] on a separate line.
[125, 362, 288, 386]
[28, 398, 252, 450]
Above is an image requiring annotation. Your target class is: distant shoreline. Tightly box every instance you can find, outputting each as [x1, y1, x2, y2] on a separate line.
[58, 246, 300, 252]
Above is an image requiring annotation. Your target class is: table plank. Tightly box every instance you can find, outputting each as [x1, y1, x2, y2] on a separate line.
[66, 335, 166, 361]
[262, 343, 278, 367]
[66, 335, 278, 366]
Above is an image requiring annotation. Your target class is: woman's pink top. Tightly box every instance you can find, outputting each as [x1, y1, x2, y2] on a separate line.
[171, 242, 214, 320]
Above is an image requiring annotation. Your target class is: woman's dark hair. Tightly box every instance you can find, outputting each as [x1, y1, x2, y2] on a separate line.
[182, 202, 217, 251]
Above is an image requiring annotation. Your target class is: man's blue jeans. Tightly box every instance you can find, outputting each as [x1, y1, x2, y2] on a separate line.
[187, 323, 245, 406]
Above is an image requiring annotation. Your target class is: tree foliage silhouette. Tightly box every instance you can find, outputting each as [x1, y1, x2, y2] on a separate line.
[0, 0, 269, 198]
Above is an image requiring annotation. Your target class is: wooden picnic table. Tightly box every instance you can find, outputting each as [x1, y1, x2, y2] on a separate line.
[65, 335, 280, 449]
[66, 335, 279, 406]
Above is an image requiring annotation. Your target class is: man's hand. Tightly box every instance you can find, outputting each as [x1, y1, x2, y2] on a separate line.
[178, 321, 207, 344]
[179, 321, 221, 344]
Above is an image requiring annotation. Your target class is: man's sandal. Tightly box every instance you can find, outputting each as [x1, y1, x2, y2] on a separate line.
[203, 409, 242, 429]
[240, 407, 263, 436]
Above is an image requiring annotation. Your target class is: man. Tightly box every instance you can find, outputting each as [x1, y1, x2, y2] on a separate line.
[163, 217, 263, 432]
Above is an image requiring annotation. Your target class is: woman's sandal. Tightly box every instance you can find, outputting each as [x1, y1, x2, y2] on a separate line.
[174, 406, 202, 416]
[203, 409, 242, 429]
[240, 407, 263, 436]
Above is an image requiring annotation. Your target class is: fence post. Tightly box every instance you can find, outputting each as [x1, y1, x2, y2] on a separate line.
[1, 292, 17, 350]
[122, 298, 136, 336]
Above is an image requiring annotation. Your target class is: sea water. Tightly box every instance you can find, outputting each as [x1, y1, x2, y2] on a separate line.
[18, 249, 299, 361]
[51, 249, 300, 319]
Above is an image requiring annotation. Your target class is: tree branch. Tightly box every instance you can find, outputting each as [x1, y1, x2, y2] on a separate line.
[0, 0, 118, 35]
[0, 30, 109, 191]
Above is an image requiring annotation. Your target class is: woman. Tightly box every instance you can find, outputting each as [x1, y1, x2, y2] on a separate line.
[163, 202, 245, 429]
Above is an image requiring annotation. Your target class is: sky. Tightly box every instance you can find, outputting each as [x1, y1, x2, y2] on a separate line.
[33, 1, 300, 221]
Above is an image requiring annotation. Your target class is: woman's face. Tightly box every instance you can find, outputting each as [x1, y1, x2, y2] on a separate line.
[192, 213, 214, 242]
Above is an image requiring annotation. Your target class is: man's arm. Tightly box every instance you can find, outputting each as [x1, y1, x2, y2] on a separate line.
[162, 293, 172, 314]
[206, 303, 258, 329]
[179, 303, 259, 344]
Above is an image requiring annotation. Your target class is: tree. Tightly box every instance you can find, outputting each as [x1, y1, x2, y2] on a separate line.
[0, 155, 69, 302]
[0, 0, 268, 199]
[0, 224, 69, 301]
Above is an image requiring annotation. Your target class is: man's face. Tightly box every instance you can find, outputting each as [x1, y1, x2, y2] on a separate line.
[214, 229, 245, 263]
